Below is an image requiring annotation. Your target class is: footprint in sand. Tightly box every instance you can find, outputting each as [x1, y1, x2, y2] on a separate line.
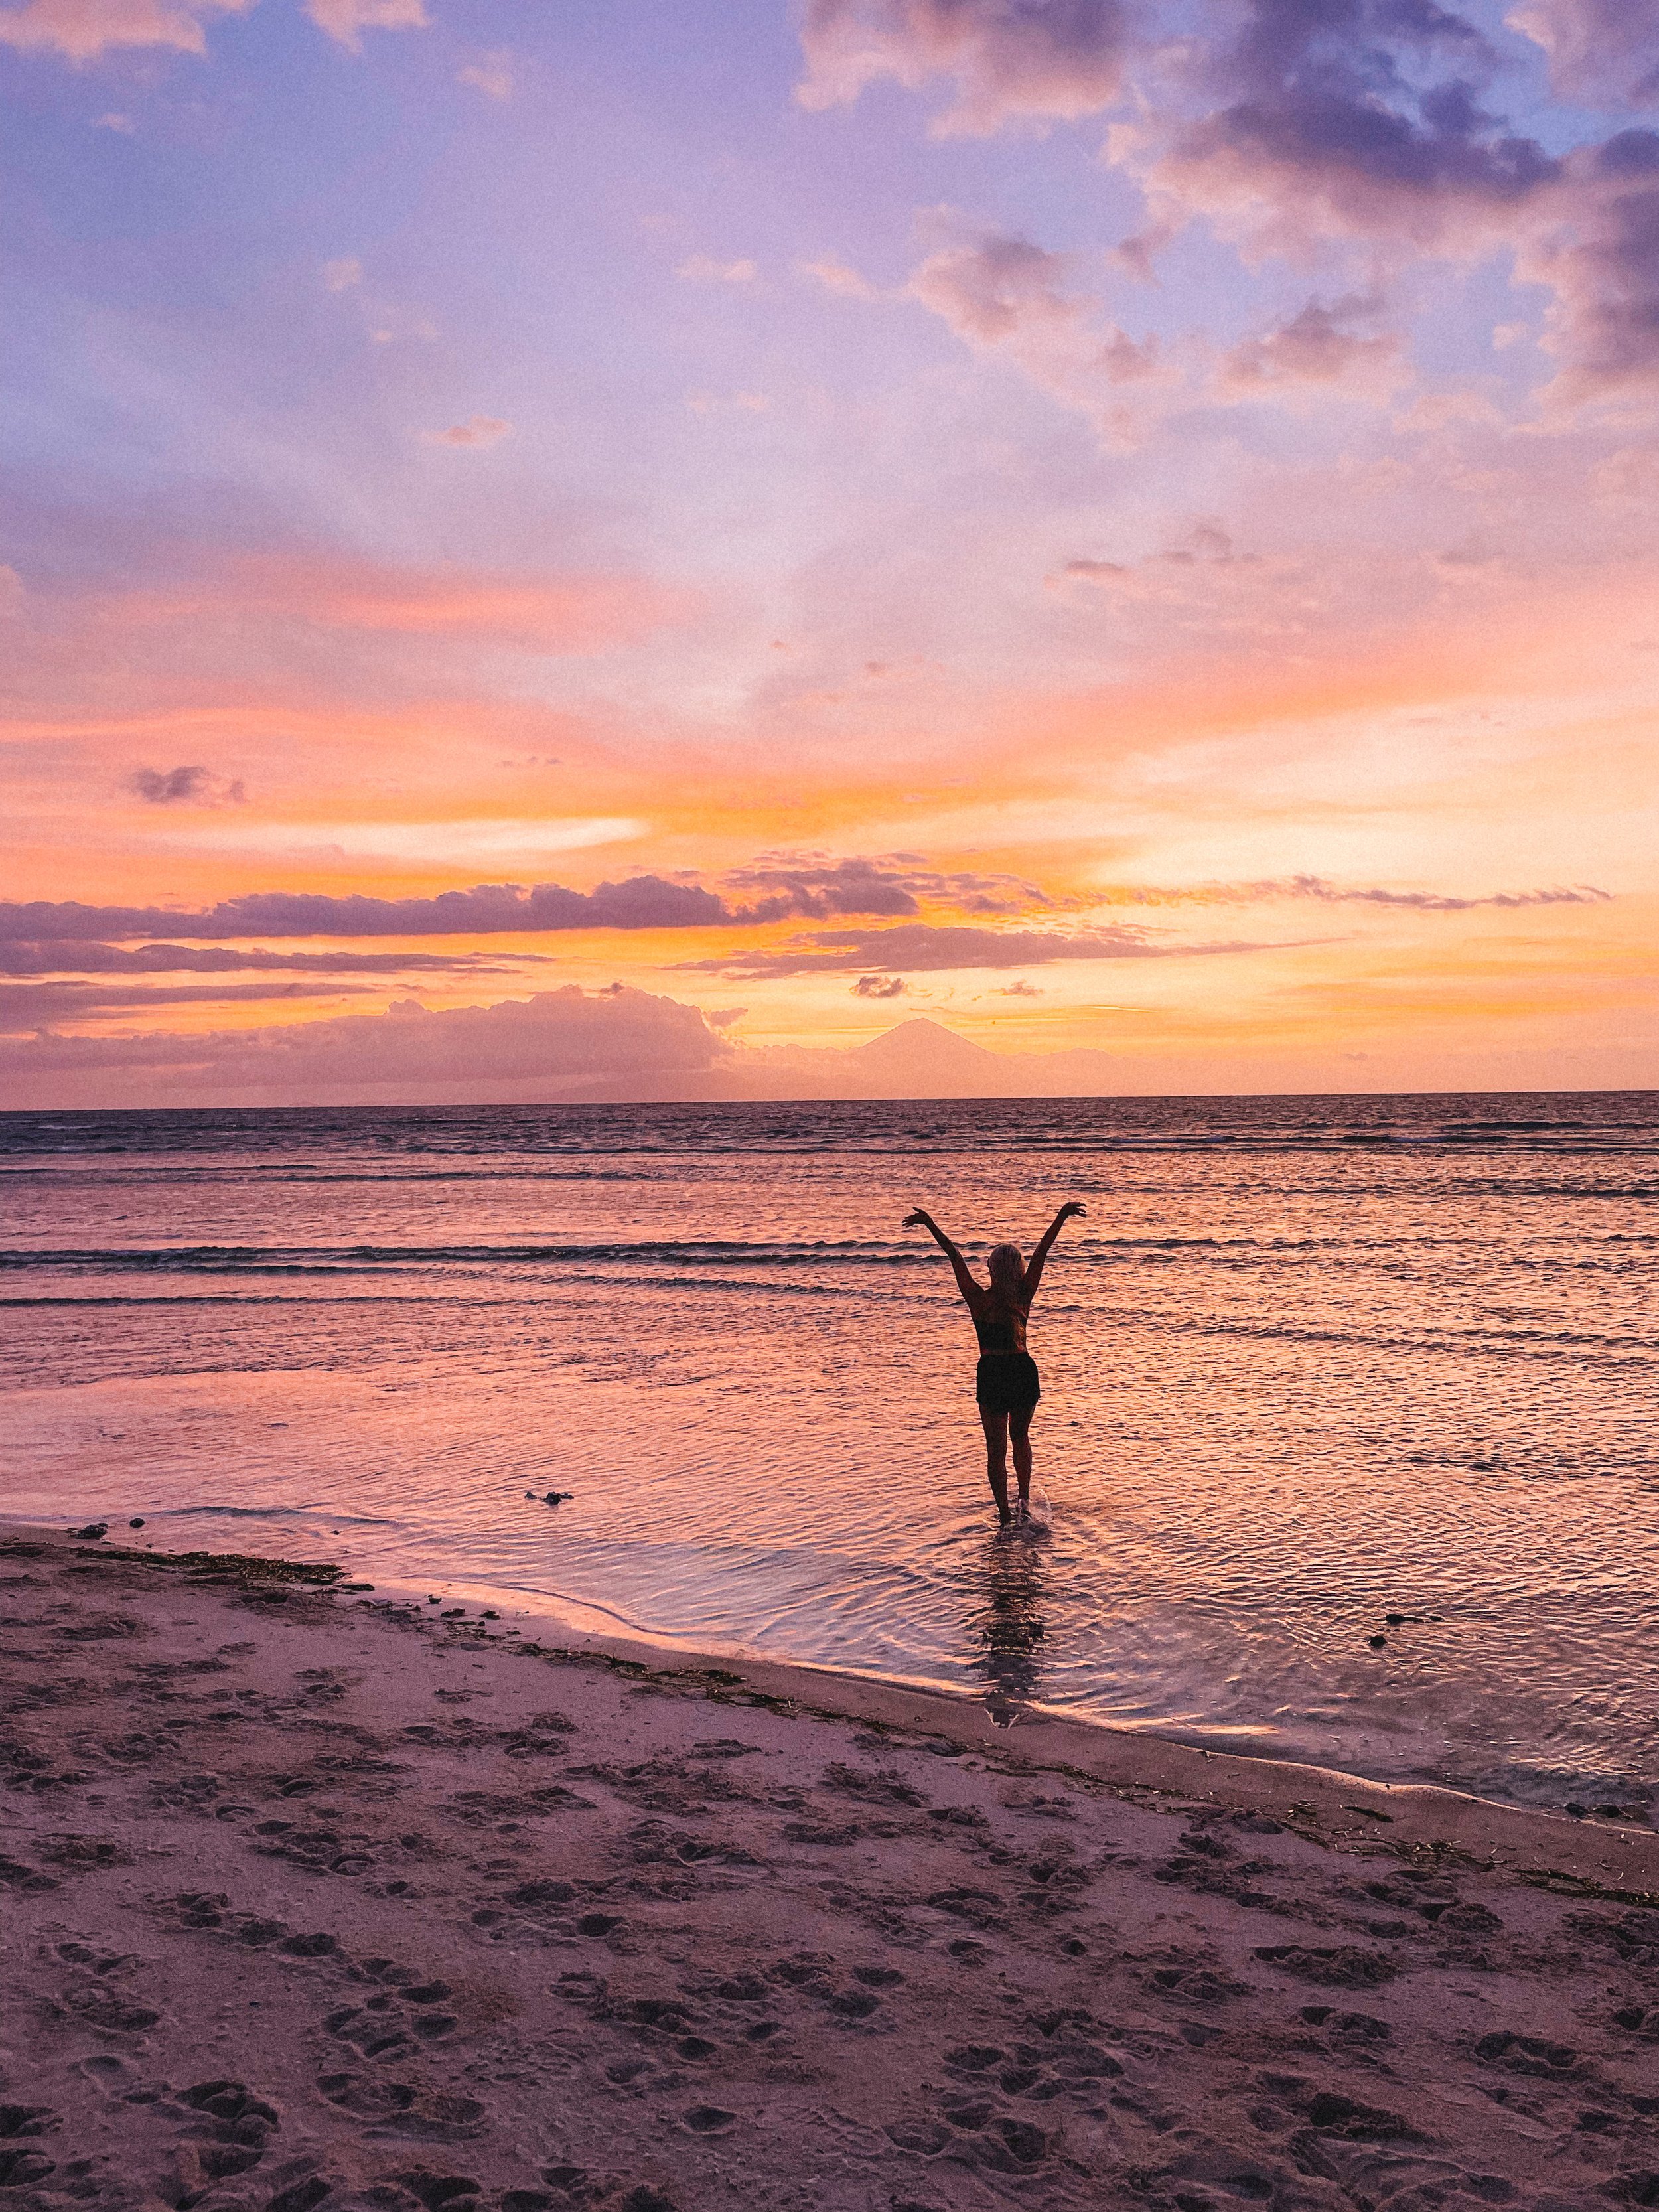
[0, 2105, 62, 2192]
[63, 1982, 163, 2035]
[265, 2181, 335, 2212]
[316, 2073, 486, 2140]
[165, 2078, 281, 2183]
[390, 2170, 484, 2209]
[325, 1996, 456, 2060]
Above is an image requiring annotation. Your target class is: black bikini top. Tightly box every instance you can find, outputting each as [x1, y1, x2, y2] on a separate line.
[970, 1286, 1029, 1356]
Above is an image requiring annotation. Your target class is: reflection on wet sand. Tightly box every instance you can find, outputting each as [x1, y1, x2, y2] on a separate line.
[968, 1526, 1048, 1718]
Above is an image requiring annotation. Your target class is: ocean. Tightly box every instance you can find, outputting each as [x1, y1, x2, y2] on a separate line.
[2, 1092, 1654, 1816]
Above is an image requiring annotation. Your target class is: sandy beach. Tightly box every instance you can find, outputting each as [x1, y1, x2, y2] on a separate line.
[3, 1526, 1658, 2212]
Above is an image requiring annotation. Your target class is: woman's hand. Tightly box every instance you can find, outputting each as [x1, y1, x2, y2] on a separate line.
[1057, 1200, 1087, 1222]
[902, 1209, 934, 1229]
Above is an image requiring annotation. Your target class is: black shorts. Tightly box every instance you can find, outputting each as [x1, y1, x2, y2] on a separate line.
[975, 1353, 1041, 1416]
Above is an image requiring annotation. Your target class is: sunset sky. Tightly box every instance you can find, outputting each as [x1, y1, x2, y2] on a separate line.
[3, 0, 1657, 1103]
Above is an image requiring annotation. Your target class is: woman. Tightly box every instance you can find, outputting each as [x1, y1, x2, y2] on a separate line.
[902, 1201, 1086, 1525]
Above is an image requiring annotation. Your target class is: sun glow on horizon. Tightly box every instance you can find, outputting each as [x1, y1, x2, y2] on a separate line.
[1, 0, 1656, 1103]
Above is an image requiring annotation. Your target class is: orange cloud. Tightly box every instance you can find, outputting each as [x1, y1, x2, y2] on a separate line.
[115, 554, 695, 654]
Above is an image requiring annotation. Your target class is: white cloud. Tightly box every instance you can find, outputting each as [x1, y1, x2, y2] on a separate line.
[321, 256, 363, 293]
[95, 110, 135, 129]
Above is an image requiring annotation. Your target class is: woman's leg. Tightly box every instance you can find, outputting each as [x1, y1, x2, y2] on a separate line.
[979, 1406, 1012, 1523]
[1009, 1404, 1035, 1509]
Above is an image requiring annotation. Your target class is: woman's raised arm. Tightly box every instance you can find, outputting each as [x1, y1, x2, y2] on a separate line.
[1021, 1199, 1086, 1299]
[903, 1208, 979, 1303]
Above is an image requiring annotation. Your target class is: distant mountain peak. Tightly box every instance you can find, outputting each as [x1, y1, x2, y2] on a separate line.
[851, 1018, 999, 1069]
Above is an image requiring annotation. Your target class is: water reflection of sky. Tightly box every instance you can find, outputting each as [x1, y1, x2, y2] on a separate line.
[968, 1529, 1049, 1719]
[2, 1096, 1656, 1814]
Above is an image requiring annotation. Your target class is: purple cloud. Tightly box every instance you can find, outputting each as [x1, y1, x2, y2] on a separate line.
[0, 942, 551, 977]
[1116, 875, 1614, 911]
[0, 879, 735, 943]
[724, 853, 1041, 917]
[796, 0, 1659, 403]
[1532, 131, 1659, 402]
[0, 985, 735, 1106]
[129, 764, 246, 806]
[682, 921, 1271, 977]
[0, 980, 375, 1029]
[1162, 0, 1551, 241]
[0, 856, 1035, 944]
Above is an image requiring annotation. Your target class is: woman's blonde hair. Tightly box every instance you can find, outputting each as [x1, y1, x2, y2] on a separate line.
[987, 1242, 1025, 1290]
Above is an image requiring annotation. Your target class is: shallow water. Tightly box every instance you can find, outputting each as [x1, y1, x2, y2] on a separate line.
[2, 1094, 1656, 1813]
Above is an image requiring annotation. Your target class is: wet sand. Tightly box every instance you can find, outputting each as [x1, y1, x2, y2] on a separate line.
[3, 1523, 1657, 2212]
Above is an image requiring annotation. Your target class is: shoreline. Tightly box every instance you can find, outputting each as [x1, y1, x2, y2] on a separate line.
[8, 1521, 1657, 1899]
[16, 1512, 1659, 1840]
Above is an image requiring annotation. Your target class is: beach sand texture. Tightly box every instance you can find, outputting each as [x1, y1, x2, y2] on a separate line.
[3, 1530, 1658, 2212]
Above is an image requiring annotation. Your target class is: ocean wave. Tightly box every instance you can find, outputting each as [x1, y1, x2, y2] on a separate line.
[158, 1504, 401, 1526]
[3, 1095, 1656, 1163]
[0, 1240, 932, 1272]
[2, 1226, 1654, 1276]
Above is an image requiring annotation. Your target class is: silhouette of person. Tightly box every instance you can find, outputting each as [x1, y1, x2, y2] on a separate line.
[902, 1201, 1086, 1524]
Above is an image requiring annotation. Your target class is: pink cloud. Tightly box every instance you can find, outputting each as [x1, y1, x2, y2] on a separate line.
[677, 255, 758, 285]
[798, 256, 883, 300]
[423, 414, 512, 448]
[797, 0, 1131, 135]
[304, 0, 426, 54]
[0, 0, 250, 62]
[0, 985, 737, 1105]
[908, 229, 1165, 431]
[1510, 0, 1659, 110]
[106, 554, 691, 655]
[457, 49, 512, 98]
[1220, 296, 1406, 398]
